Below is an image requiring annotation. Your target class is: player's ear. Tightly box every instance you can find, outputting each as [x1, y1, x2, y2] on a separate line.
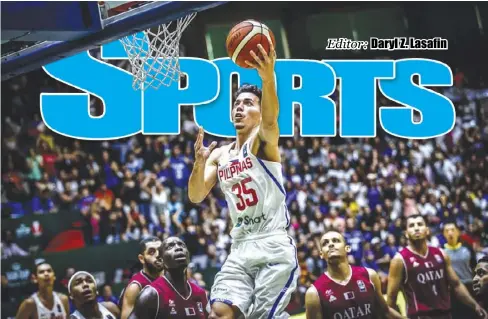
[31, 274, 38, 284]
[345, 245, 351, 253]
[138, 254, 144, 265]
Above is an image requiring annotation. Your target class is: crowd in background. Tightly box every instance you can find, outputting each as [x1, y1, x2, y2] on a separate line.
[2, 61, 488, 309]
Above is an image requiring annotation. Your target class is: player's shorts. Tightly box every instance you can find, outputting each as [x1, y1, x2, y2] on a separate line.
[209, 230, 299, 319]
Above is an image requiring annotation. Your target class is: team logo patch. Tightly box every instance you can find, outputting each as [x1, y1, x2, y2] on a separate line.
[329, 295, 336, 302]
[197, 302, 203, 312]
[425, 261, 434, 269]
[185, 307, 196, 316]
[344, 291, 355, 300]
[357, 280, 367, 292]
[170, 307, 177, 315]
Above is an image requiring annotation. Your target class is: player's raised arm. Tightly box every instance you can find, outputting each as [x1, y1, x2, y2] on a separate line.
[443, 252, 488, 319]
[386, 254, 405, 311]
[245, 38, 281, 160]
[188, 126, 219, 203]
[127, 286, 159, 319]
[305, 285, 323, 319]
[367, 268, 407, 319]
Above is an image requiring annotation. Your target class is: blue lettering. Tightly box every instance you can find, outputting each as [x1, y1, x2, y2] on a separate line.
[278, 60, 336, 136]
[325, 60, 394, 137]
[379, 59, 455, 139]
[195, 58, 261, 138]
[41, 51, 141, 140]
[144, 58, 219, 134]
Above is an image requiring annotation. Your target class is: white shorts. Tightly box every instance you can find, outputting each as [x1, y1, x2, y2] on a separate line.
[209, 231, 299, 319]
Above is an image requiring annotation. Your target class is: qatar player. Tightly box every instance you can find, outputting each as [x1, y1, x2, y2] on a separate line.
[305, 230, 406, 319]
[68, 271, 120, 319]
[387, 214, 487, 319]
[188, 37, 298, 319]
[473, 256, 488, 310]
[120, 236, 164, 319]
[16, 259, 70, 319]
[128, 237, 208, 318]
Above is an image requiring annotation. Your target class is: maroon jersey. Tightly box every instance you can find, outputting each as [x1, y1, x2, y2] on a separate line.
[151, 276, 208, 318]
[399, 246, 451, 318]
[119, 271, 155, 307]
[313, 265, 377, 319]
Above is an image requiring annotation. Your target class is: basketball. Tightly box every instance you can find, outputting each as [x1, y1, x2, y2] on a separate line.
[226, 20, 276, 68]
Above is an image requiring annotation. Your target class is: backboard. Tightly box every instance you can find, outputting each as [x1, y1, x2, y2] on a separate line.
[1, 1, 227, 81]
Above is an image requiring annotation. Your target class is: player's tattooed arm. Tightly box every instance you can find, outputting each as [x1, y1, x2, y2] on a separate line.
[127, 286, 159, 319]
[304, 285, 323, 319]
[367, 268, 407, 319]
[188, 126, 219, 203]
[386, 255, 404, 312]
[443, 252, 488, 319]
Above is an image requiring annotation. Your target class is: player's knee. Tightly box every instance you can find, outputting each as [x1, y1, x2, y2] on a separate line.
[209, 302, 242, 319]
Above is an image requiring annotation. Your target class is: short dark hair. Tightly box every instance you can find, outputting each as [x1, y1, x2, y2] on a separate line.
[441, 219, 459, 231]
[405, 214, 427, 228]
[234, 84, 262, 101]
[32, 258, 50, 275]
[139, 236, 161, 254]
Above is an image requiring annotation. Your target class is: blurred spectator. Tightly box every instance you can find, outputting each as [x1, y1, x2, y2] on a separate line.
[1, 230, 29, 259]
[96, 284, 119, 305]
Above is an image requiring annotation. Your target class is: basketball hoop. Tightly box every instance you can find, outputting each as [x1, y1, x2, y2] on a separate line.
[119, 12, 196, 91]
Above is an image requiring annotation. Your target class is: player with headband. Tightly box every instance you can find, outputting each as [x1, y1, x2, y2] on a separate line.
[68, 271, 120, 319]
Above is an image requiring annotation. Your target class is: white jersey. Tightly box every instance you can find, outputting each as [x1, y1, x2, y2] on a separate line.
[70, 303, 114, 319]
[31, 292, 67, 319]
[217, 139, 289, 240]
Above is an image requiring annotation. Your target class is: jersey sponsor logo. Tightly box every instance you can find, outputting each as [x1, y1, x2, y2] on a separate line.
[417, 268, 444, 284]
[197, 302, 203, 313]
[218, 157, 253, 181]
[235, 213, 267, 227]
[435, 254, 443, 264]
[357, 280, 366, 292]
[333, 304, 372, 319]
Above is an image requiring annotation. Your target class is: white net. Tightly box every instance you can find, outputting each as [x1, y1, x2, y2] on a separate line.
[119, 12, 197, 90]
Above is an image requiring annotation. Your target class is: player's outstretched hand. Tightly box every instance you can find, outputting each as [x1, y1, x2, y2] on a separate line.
[194, 126, 217, 164]
[245, 36, 276, 83]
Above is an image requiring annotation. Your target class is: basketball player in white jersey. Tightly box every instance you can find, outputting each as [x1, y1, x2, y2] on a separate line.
[16, 259, 70, 319]
[189, 38, 298, 319]
[68, 271, 120, 319]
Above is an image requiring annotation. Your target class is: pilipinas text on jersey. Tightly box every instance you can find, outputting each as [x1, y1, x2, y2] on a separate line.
[217, 140, 289, 239]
